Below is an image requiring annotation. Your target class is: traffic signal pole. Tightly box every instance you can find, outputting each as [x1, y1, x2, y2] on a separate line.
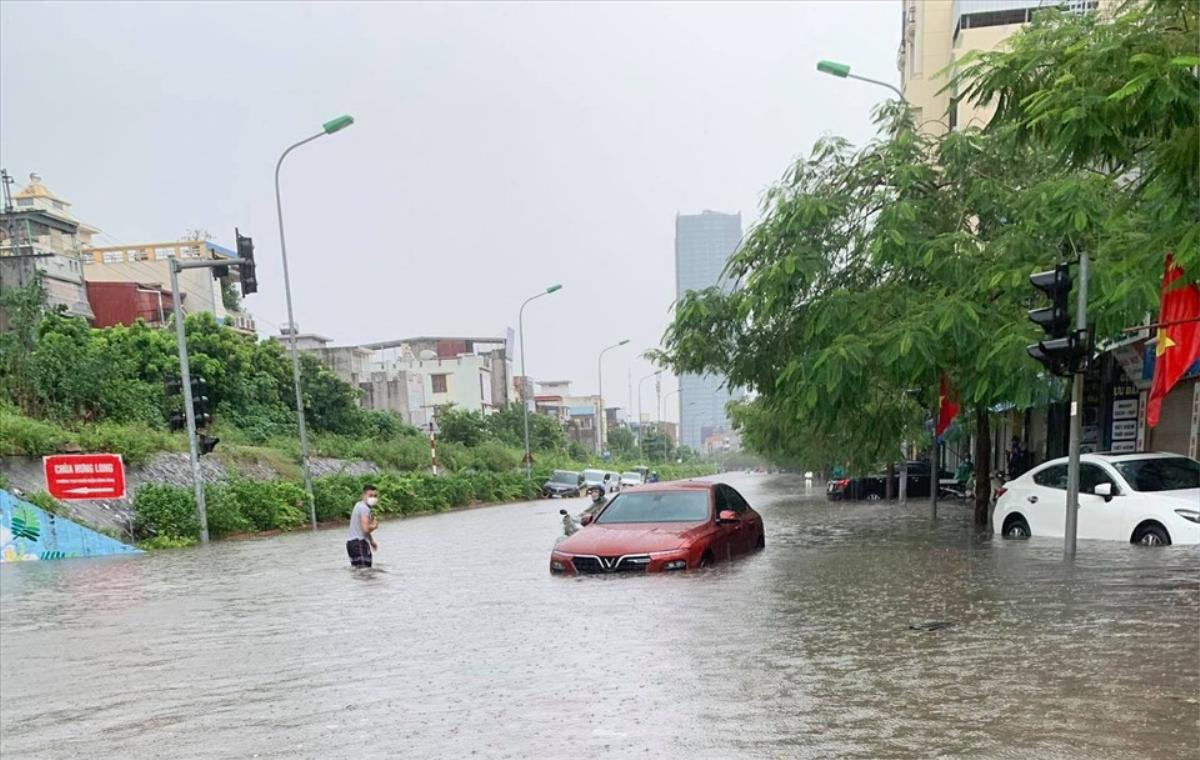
[1063, 252, 1088, 559]
[168, 255, 248, 546]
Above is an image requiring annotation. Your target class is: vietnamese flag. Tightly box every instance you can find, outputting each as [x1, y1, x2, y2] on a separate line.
[1147, 255, 1200, 428]
[936, 374, 959, 437]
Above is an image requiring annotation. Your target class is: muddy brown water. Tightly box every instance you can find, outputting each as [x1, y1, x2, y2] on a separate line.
[2, 473, 1197, 759]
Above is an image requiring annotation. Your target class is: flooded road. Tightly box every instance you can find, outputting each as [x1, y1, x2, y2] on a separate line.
[2, 473, 1197, 759]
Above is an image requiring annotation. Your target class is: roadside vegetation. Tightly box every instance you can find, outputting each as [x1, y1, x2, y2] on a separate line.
[0, 285, 714, 547]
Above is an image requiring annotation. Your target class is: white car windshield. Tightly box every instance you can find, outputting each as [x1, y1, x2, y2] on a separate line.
[621, 472, 642, 481]
[595, 491, 708, 524]
[582, 469, 605, 481]
[1113, 457, 1200, 492]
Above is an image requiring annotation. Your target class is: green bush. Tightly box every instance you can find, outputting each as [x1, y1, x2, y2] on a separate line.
[0, 410, 71, 456]
[224, 478, 306, 532]
[24, 490, 66, 516]
[204, 483, 253, 537]
[465, 441, 521, 472]
[138, 535, 196, 550]
[133, 484, 199, 541]
[313, 474, 367, 522]
[76, 421, 178, 467]
[370, 437, 431, 471]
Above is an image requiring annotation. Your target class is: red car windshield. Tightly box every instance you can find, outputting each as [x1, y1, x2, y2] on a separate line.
[595, 491, 709, 524]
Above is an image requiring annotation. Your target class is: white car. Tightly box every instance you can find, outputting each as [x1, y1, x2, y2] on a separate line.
[619, 471, 644, 488]
[993, 452, 1200, 546]
[582, 469, 618, 494]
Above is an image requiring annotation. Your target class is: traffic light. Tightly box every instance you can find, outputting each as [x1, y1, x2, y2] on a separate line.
[1027, 264, 1084, 376]
[236, 228, 257, 295]
[191, 377, 211, 428]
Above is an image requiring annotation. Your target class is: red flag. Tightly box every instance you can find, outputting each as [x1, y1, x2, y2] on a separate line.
[936, 374, 959, 437]
[1148, 255, 1200, 428]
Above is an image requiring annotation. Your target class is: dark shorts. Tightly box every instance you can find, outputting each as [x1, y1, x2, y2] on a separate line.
[346, 538, 373, 567]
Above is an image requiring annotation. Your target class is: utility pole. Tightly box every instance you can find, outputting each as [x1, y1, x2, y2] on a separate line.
[168, 253, 250, 544]
[929, 388, 939, 521]
[1063, 252, 1088, 559]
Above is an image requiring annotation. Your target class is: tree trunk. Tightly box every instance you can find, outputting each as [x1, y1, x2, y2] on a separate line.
[973, 407, 991, 529]
[885, 460, 895, 501]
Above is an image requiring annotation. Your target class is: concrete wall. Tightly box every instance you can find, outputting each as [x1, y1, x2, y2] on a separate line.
[359, 370, 429, 428]
[1, 490, 141, 562]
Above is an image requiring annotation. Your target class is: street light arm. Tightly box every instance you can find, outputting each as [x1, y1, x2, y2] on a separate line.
[846, 73, 906, 103]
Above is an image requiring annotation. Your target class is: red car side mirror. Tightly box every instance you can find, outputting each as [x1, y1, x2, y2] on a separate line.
[580, 514, 594, 526]
[717, 510, 739, 523]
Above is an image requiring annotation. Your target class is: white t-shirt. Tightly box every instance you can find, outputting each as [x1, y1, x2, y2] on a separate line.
[347, 501, 371, 540]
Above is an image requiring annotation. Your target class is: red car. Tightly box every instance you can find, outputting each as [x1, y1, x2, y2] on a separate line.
[549, 481, 765, 575]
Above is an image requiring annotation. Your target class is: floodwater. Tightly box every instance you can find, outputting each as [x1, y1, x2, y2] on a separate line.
[2, 473, 1197, 759]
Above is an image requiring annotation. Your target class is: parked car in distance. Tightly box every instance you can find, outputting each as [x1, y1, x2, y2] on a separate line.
[619, 471, 645, 488]
[993, 452, 1200, 546]
[543, 470, 584, 499]
[582, 468, 617, 494]
[828, 461, 953, 501]
[550, 481, 765, 574]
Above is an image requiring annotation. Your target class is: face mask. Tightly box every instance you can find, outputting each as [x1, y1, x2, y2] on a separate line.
[366, 497, 378, 507]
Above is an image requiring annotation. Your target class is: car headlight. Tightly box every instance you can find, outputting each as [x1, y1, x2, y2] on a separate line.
[1174, 509, 1200, 524]
[663, 560, 687, 571]
[550, 560, 566, 572]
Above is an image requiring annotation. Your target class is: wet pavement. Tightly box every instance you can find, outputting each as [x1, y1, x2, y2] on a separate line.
[2, 473, 1197, 759]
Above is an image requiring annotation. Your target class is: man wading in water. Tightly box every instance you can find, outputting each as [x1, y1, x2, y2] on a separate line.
[347, 485, 379, 567]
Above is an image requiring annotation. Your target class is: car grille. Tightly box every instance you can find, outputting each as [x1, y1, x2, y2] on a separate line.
[571, 555, 651, 574]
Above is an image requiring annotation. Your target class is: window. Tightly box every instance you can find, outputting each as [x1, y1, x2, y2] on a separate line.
[1080, 464, 1116, 495]
[1033, 464, 1068, 490]
[1114, 457, 1200, 492]
[948, 96, 959, 130]
[16, 198, 32, 207]
[595, 491, 709, 524]
[714, 486, 730, 514]
[430, 374, 448, 394]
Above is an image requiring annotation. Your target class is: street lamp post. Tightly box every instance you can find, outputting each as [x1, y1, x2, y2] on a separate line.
[596, 339, 630, 455]
[816, 60, 906, 102]
[274, 114, 354, 532]
[636, 370, 661, 452]
[518, 284, 563, 479]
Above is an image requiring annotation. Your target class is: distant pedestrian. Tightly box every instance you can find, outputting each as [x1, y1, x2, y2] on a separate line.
[1007, 438, 1026, 478]
[347, 485, 379, 568]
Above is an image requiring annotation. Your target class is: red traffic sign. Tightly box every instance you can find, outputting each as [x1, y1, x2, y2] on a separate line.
[43, 453, 127, 501]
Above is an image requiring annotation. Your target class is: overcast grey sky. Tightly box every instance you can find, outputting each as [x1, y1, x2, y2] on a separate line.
[1, 0, 900, 421]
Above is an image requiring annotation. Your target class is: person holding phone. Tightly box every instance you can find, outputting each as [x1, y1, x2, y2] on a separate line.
[346, 485, 379, 567]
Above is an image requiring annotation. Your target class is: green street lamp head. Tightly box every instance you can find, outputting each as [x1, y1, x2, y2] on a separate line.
[546, 284, 563, 294]
[817, 60, 851, 78]
[322, 115, 355, 135]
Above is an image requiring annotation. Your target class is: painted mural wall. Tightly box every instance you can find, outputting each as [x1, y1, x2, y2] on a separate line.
[0, 490, 141, 562]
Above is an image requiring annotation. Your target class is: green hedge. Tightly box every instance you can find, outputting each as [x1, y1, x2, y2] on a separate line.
[132, 469, 547, 545]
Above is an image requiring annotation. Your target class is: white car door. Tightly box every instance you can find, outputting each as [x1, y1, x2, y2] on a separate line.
[1025, 463, 1069, 537]
[1076, 463, 1127, 541]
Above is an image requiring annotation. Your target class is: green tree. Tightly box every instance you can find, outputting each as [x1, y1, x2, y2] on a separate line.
[955, 0, 1200, 298]
[0, 273, 47, 414]
[606, 426, 637, 458]
[434, 404, 489, 447]
[656, 97, 1129, 525]
[639, 427, 675, 463]
[484, 403, 567, 451]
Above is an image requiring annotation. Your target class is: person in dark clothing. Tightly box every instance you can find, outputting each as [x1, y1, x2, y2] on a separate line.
[1007, 438, 1026, 478]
